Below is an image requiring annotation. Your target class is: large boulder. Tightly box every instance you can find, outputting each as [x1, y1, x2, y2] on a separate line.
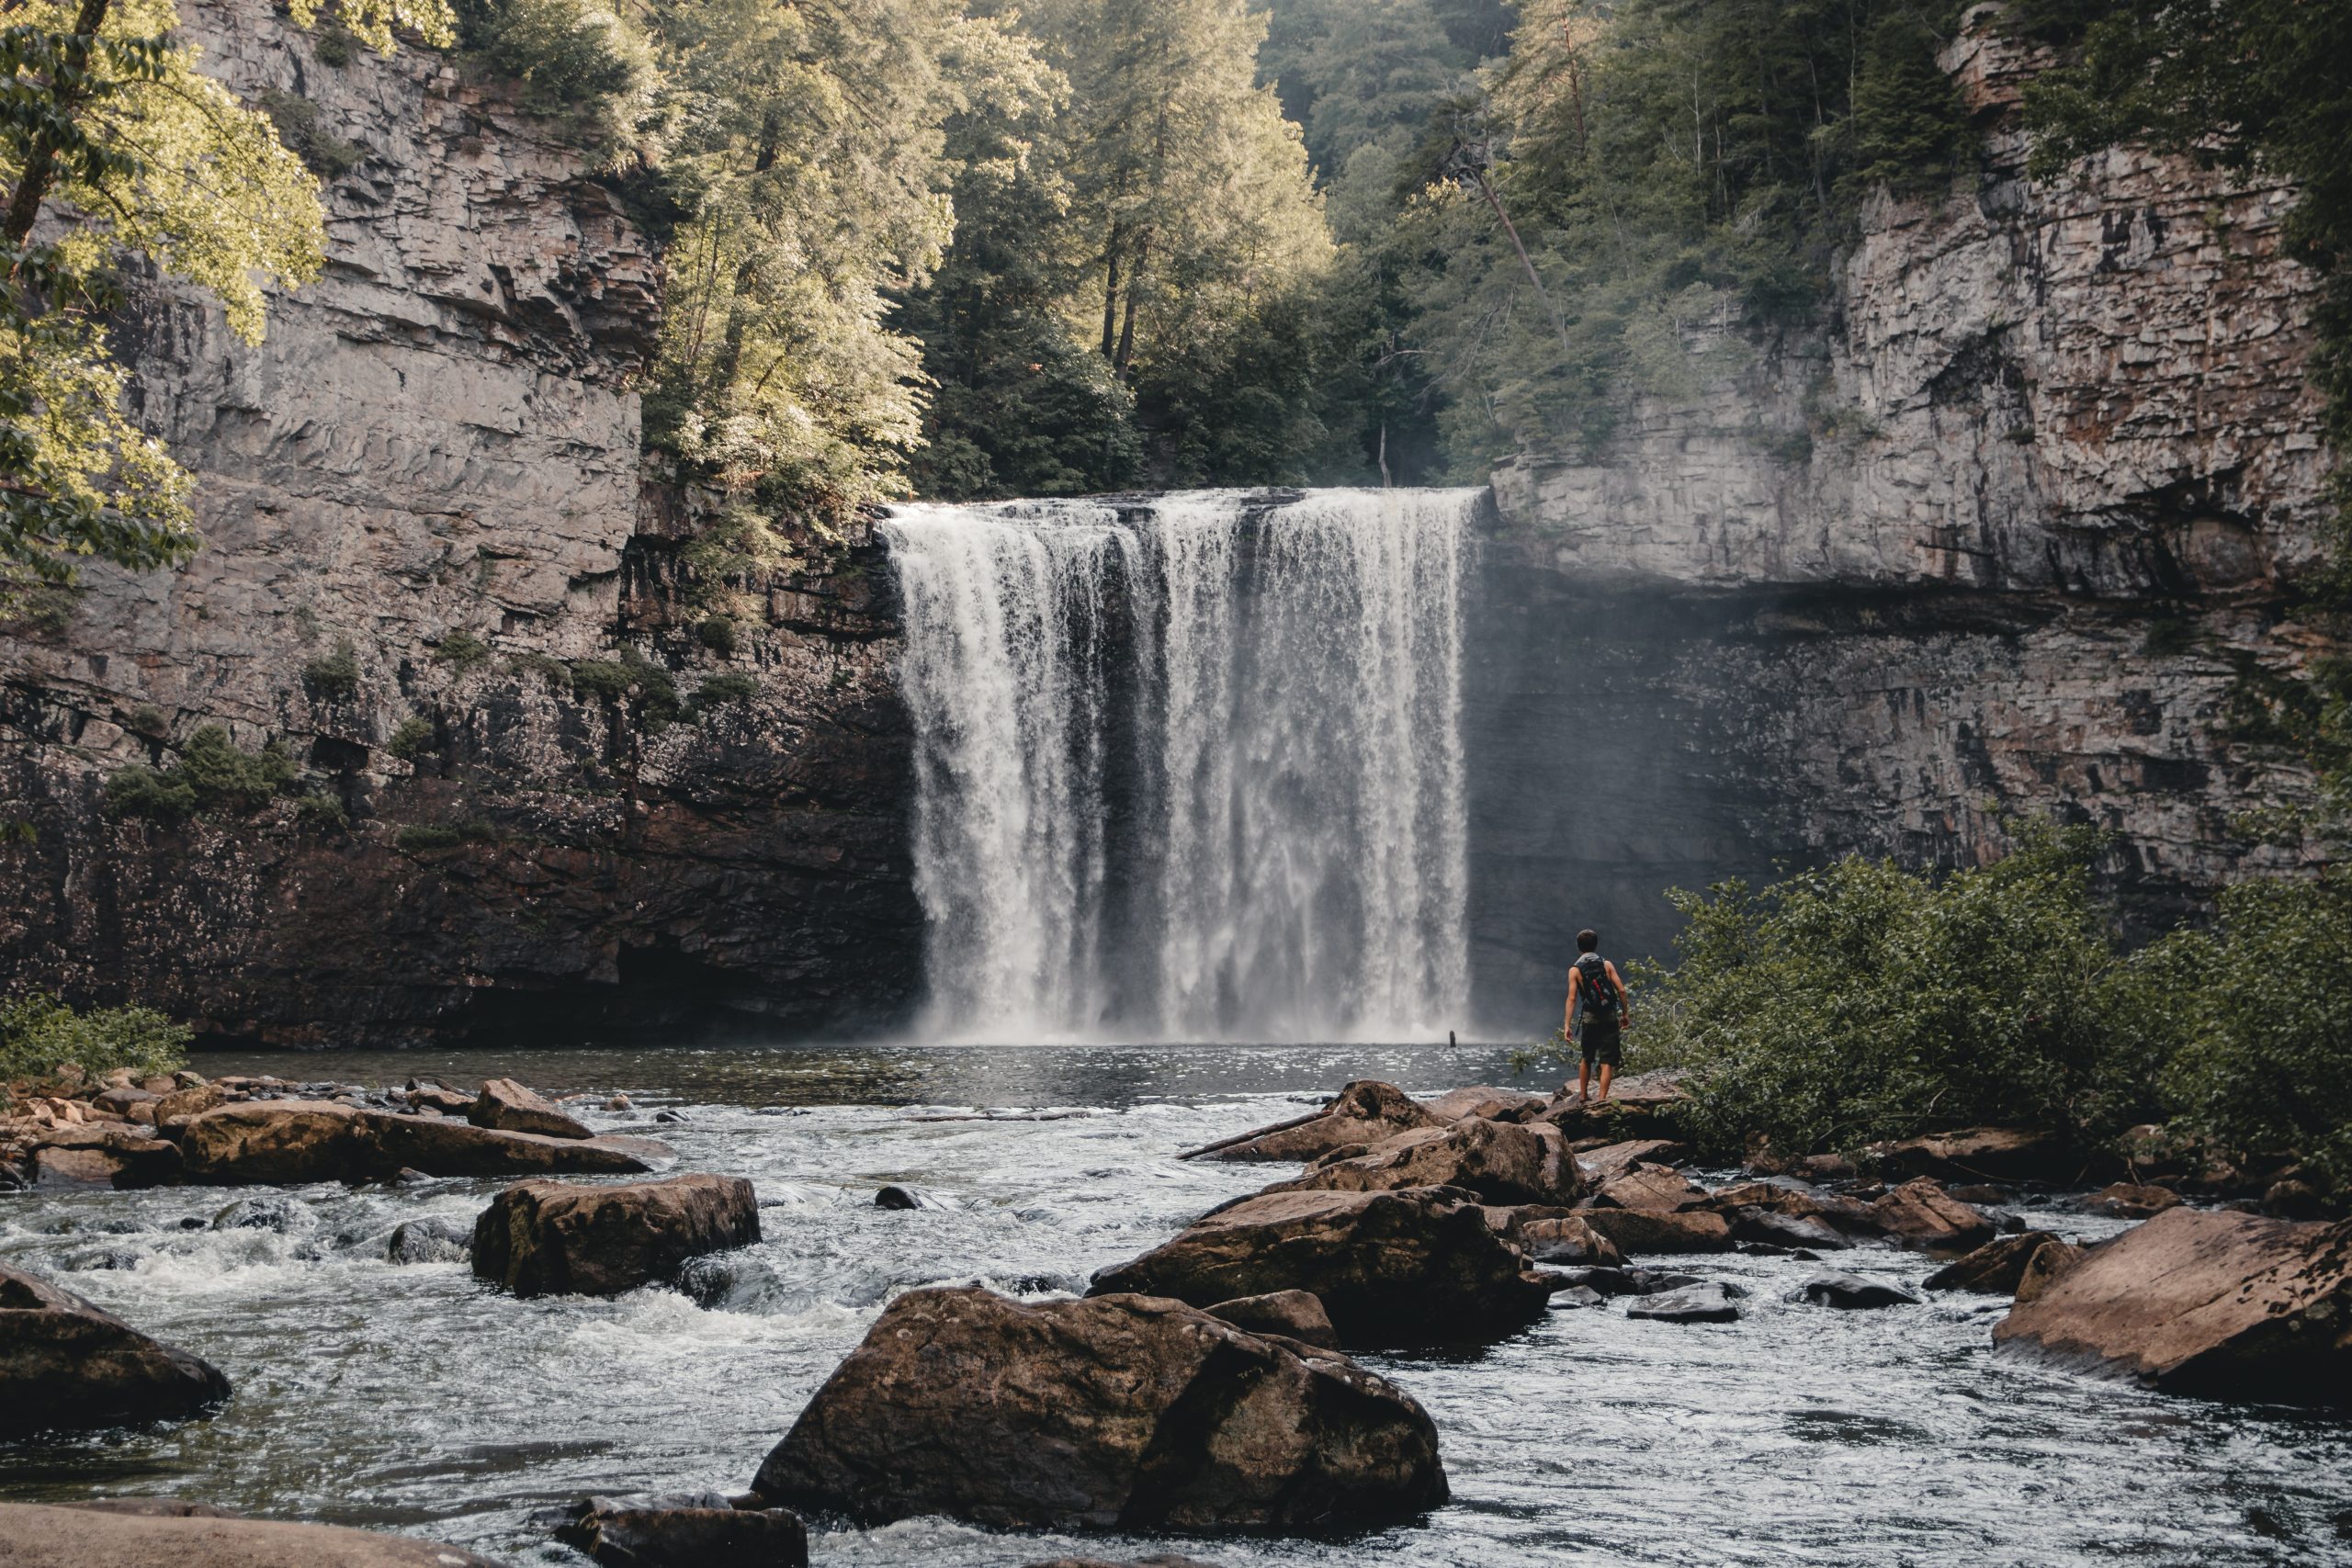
[1875, 1126, 2084, 1186]
[1588, 1163, 1709, 1213]
[1576, 1208, 1734, 1256]
[1995, 1209, 2352, 1401]
[28, 1125, 182, 1190]
[751, 1287, 1446, 1531]
[1203, 1290, 1339, 1349]
[0, 1499, 504, 1566]
[1926, 1231, 2068, 1295]
[1088, 1187, 1553, 1348]
[1797, 1272, 1922, 1310]
[553, 1495, 806, 1568]
[1870, 1179, 1997, 1253]
[1484, 1208, 1625, 1267]
[1199, 1081, 1437, 1162]
[471, 1078, 594, 1141]
[1530, 1075, 1686, 1139]
[0, 1266, 230, 1435]
[178, 1101, 658, 1185]
[472, 1174, 760, 1299]
[1624, 1282, 1741, 1323]
[1272, 1117, 1581, 1207]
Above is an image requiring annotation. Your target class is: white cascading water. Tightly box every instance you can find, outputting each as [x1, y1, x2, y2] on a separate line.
[882, 488, 1477, 1043]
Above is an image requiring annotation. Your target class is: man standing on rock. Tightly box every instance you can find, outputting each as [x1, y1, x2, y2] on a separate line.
[1564, 929, 1631, 1103]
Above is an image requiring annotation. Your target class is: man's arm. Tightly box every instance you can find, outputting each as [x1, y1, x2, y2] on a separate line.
[1605, 960, 1631, 1025]
[1563, 965, 1581, 1033]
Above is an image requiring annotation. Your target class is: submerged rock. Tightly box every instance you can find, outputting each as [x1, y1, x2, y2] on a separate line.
[471, 1077, 594, 1140]
[1925, 1231, 2069, 1295]
[1994, 1208, 2351, 1401]
[0, 1499, 503, 1566]
[1725, 1208, 1851, 1252]
[1203, 1289, 1339, 1349]
[752, 1287, 1445, 1531]
[1797, 1272, 1922, 1310]
[553, 1494, 807, 1568]
[386, 1217, 473, 1265]
[473, 1174, 761, 1299]
[0, 1265, 231, 1436]
[1272, 1116, 1581, 1207]
[1087, 1186, 1553, 1348]
[1624, 1282, 1742, 1324]
[179, 1100, 658, 1185]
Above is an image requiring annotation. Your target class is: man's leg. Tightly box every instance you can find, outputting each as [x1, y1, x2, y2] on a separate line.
[1576, 1055, 1591, 1101]
[1595, 1062, 1614, 1101]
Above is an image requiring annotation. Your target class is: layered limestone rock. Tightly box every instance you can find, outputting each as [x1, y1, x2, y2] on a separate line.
[1469, 7, 2338, 1013]
[0, 0, 919, 1044]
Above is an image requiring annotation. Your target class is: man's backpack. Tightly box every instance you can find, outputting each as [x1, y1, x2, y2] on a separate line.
[1575, 953, 1618, 1021]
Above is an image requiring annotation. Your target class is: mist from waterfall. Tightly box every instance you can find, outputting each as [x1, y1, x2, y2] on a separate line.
[881, 489, 1478, 1043]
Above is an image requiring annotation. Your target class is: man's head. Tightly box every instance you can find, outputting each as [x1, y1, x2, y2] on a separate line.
[1577, 929, 1599, 953]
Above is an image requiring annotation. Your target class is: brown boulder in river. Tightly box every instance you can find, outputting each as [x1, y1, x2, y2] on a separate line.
[1874, 1126, 2082, 1186]
[1197, 1080, 1438, 1162]
[0, 1499, 505, 1566]
[473, 1174, 760, 1298]
[0, 1265, 230, 1436]
[1088, 1186, 1553, 1347]
[178, 1100, 658, 1185]
[752, 1286, 1446, 1531]
[1270, 1116, 1582, 1207]
[1575, 1207, 1734, 1256]
[1924, 1231, 2071, 1294]
[1870, 1178, 1997, 1253]
[470, 1077, 594, 1140]
[1994, 1208, 2351, 1402]
[1204, 1289, 1340, 1348]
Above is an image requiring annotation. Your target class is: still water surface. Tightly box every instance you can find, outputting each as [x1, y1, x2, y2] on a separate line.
[3, 1042, 2348, 1566]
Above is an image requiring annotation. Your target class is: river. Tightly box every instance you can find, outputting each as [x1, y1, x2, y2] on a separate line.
[4, 1042, 2349, 1566]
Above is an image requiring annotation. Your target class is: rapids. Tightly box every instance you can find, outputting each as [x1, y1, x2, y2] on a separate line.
[4, 1043, 2349, 1566]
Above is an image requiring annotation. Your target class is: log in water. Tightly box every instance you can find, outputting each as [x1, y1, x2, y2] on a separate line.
[882, 489, 1480, 1043]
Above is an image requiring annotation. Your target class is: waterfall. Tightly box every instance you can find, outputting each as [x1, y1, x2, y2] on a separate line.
[882, 489, 1477, 1043]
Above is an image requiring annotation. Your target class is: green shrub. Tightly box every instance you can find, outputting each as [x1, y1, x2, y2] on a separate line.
[571, 649, 681, 728]
[255, 88, 368, 178]
[302, 641, 361, 701]
[690, 672, 759, 716]
[395, 819, 498, 853]
[107, 726, 294, 818]
[387, 716, 435, 761]
[433, 630, 493, 671]
[125, 704, 168, 739]
[295, 792, 349, 833]
[0, 993, 190, 1085]
[508, 651, 571, 691]
[569, 658, 634, 702]
[1612, 823, 2161, 1162]
[2145, 869, 2352, 1204]
[179, 726, 295, 811]
[105, 765, 197, 820]
[695, 615, 740, 657]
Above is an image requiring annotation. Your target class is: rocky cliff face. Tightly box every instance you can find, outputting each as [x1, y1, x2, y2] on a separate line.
[1467, 7, 2336, 1024]
[0, 0, 920, 1045]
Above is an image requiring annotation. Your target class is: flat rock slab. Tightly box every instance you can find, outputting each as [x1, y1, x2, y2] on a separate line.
[1, 1266, 230, 1436]
[1273, 1117, 1582, 1207]
[1995, 1208, 2352, 1402]
[1088, 1186, 1553, 1348]
[179, 1101, 660, 1185]
[1419, 1087, 1546, 1122]
[471, 1078, 594, 1141]
[473, 1174, 760, 1299]
[1624, 1283, 1742, 1324]
[752, 1287, 1446, 1532]
[1202, 1081, 1438, 1162]
[1590, 1164, 1710, 1213]
[1871, 1179, 1996, 1254]
[0, 1500, 504, 1566]
[1577, 1139, 1691, 1182]
[1577, 1207, 1734, 1256]
[1727, 1209, 1851, 1252]
[1798, 1272, 1923, 1310]
[2086, 1182, 2184, 1220]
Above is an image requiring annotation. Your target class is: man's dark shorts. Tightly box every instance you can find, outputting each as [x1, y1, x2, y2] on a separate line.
[1580, 1017, 1623, 1068]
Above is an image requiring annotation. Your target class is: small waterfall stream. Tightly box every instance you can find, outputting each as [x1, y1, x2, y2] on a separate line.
[881, 488, 1479, 1043]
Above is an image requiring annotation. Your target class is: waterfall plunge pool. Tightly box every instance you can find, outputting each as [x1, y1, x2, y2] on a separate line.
[5, 1041, 2351, 1567]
